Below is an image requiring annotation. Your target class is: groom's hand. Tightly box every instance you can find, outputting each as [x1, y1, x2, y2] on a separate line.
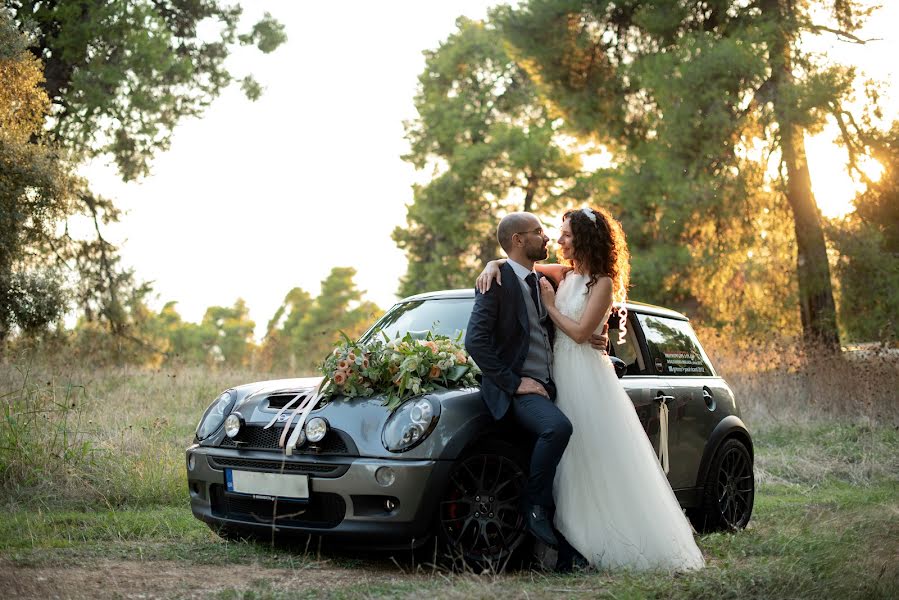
[589, 323, 610, 354]
[516, 377, 549, 398]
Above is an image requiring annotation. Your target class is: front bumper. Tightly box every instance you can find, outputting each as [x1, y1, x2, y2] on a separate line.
[186, 445, 453, 549]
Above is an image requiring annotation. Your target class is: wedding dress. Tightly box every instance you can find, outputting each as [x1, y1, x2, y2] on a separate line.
[551, 273, 705, 571]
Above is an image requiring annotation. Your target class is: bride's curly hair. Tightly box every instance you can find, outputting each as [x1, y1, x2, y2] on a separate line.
[563, 206, 630, 304]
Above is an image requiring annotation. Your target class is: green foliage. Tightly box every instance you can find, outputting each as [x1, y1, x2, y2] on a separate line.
[395, 17, 583, 297]
[10, 1, 288, 180]
[201, 299, 257, 367]
[1, 2, 285, 352]
[827, 122, 899, 343]
[320, 332, 478, 410]
[0, 12, 73, 340]
[484, 0, 893, 344]
[261, 267, 382, 373]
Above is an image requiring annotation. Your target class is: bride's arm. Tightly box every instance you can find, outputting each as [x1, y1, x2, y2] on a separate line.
[476, 261, 571, 293]
[539, 276, 612, 344]
[534, 263, 569, 287]
[476, 259, 507, 293]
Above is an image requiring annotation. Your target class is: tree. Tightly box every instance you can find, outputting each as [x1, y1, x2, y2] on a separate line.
[2, 1, 285, 344]
[8, 0, 286, 180]
[827, 121, 899, 343]
[201, 299, 256, 367]
[395, 17, 583, 297]
[493, 0, 885, 349]
[262, 268, 381, 373]
[0, 11, 71, 339]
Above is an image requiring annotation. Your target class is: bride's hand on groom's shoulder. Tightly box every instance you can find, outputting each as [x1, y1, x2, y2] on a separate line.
[476, 261, 502, 293]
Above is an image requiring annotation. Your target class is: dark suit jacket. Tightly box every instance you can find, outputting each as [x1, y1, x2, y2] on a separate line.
[465, 262, 556, 420]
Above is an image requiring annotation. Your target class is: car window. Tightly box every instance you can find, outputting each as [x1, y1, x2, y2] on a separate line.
[362, 298, 474, 342]
[637, 314, 715, 376]
[607, 313, 647, 375]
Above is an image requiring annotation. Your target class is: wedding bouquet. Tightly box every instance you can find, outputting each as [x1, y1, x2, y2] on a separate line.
[320, 332, 479, 410]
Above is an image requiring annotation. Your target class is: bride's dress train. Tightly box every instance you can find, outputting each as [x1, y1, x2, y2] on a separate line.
[552, 273, 705, 571]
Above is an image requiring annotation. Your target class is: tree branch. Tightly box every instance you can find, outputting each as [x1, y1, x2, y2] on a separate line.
[808, 24, 879, 44]
[831, 108, 876, 187]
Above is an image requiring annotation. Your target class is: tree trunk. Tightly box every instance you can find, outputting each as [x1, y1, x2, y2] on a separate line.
[768, 0, 841, 351]
[523, 173, 538, 213]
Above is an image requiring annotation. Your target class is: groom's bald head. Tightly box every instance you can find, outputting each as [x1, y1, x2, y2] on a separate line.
[497, 212, 539, 252]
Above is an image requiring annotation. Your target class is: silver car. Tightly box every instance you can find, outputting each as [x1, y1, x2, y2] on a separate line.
[186, 289, 754, 563]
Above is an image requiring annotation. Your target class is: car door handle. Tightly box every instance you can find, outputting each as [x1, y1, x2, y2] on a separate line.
[702, 387, 716, 411]
[654, 393, 675, 404]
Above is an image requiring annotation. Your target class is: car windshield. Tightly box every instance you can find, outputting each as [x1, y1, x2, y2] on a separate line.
[360, 298, 474, 343]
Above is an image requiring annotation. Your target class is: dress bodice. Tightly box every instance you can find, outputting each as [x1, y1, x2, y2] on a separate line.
[554, 273, 609, 352]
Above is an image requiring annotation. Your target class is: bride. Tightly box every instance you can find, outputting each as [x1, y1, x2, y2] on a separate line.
[478, 207, 705, 571]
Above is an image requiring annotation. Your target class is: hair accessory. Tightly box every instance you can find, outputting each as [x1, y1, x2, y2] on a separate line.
[581, 207, 597, 224]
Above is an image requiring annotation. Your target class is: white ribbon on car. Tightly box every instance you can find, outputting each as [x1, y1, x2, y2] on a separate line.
[262, 379, 327, 456]
[658, 401, 670, 474]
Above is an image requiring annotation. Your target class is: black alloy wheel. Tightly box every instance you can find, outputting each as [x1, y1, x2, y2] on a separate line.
[692, 438, 755, 532]
[438, 442, 529, 567]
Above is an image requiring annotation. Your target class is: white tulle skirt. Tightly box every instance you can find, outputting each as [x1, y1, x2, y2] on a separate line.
[552, 344, 705, 572]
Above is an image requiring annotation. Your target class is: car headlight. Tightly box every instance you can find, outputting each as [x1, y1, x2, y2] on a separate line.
[196, 391, 236, 440]
[382, 397, 440, 453]
[224, 414, 242, 438]
[305, 417, 328, 443]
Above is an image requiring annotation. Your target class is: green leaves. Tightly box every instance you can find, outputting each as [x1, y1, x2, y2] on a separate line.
[10, 1, 287, 181]
[260, 267, 382, 373]
[396, 17, 583, 297]
[319, 331, 480, 411]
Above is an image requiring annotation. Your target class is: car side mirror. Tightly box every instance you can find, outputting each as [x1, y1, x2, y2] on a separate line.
[609, 356, 627, 379]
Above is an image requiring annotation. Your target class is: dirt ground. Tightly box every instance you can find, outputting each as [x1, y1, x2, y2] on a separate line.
[0, 558, 426, 600]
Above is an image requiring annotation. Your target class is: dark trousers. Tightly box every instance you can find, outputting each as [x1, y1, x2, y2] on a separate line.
[508, 383, 572, 508]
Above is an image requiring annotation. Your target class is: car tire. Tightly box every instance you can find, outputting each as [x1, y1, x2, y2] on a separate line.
[690, 437, 755, 533]
[436, 440, 531, 570]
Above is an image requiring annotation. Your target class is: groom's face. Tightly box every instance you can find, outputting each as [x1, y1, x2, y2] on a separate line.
[520, 219, 550, 262]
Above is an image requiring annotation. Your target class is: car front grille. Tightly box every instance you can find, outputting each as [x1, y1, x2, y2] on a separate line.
[210, 485, 345, 529]
[208, 456, 347, 477]
[219, 425, 355, 455]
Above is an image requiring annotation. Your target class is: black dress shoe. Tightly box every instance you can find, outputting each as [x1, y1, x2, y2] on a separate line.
[524, 504, 558, 547]
[555, 534, 589, 572]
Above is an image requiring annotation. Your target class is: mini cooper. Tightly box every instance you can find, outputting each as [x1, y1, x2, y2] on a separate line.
[186, 290, 754, 563]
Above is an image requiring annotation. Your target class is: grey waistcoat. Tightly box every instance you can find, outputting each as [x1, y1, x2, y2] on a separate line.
[517, 277, 553, 382]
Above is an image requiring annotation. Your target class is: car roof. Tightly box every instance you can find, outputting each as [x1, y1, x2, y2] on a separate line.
[399, 288, 690, 321]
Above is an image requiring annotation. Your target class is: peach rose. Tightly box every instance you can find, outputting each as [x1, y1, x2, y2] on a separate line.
[348, 352, 356, 361]
[428, 365, 442, 378]
[333, 370, 348, 385]
[362, 358, 370, 369]
[424, 341, 438, 352]
[337, 359, 350, 370]
[454, 352, 467, 364]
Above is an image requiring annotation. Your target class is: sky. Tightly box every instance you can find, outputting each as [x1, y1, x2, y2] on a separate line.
[80, 1, 898, 339]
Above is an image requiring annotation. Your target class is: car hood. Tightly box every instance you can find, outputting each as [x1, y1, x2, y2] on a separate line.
[231, 376, 325, 398]
[222, 377, 483, 459]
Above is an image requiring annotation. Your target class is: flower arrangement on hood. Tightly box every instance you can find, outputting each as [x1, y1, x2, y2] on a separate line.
[320, 331, 479, 410]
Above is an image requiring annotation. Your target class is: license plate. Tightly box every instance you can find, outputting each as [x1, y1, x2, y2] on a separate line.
[225, 469, 309, 500]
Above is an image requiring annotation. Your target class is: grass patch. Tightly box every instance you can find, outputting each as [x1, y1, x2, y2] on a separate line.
[1, 354, 897, 598]
[2, 439, 895, 598]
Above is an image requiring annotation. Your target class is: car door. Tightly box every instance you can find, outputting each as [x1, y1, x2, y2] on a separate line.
[608, 312, 677, 474]
[635, 313, 716, 491]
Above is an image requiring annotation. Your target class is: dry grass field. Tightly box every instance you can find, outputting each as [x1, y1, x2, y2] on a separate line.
[0, 342, 896, 599]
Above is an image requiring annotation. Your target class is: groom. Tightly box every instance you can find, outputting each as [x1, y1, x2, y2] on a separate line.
[465, 212, 596, 555]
